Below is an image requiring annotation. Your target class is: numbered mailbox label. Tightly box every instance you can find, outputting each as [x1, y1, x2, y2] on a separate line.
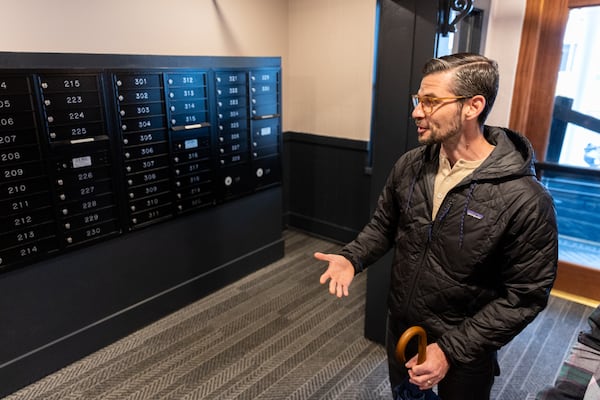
[0, 112, 36, 132]
[123, 130, 167, 146]
[60, 166, 111, 186]
[219, 140, 248, 156]
[175, 170, 212, 188]
[130, 203, 172, 227]
[174, 159, 211, 176]
[121, 116, 166, 132]
[1, 207, 54, 232]
[0, 221, 56, 248]
[0, 94, 33, 112]
[43, 92, 100, 110]
[0, 129, 38, 149]
[126, 167, 170, 187]
[58, 179, 112, 200]
[46, 107, 103, 126]
[250, 70, 278, 83]
[124, 142, 169, 160]
[170, 111, 208, 127]
[215, 71, 247, 86]
[168, 87, 206, 101]
[128, 180, 171, 199]
[169, 99, 208, 114]
[219, 152, 248, 167]
[217, 108, 247, 122]
[0, 237, 58, 270]
[0, 146, 41, 165]
[217, 96, 247, 110]
[218, 130, 248, 145]
[0, 192, 52, 216]
[64, 219, 119, 247]
[115, 74, 162, 89]
[177, 180, 214, 199]
[118, 89, 164, 104]
[120, 102, 164, 118]
[64, 192, 115, 214]
[173, 147, 211, 164]
[216, 85, 246, 98]
[1, 161, 43, 183]
[176, 193, 214, 213]
[49, 123, 105, 142]
[62, 206, 117, 231]
[125, 155, 169, 174]
[219, 119, 248, 132]
[0, 176, 48, 198]
[0, 76, 30, 94]
[129, 192, 171, 212]
[39, 75, 99, 92]
[166, 73, 206, 87]
[251, 83, 277, 95]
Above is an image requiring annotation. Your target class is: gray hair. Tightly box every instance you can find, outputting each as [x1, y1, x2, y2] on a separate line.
[423, 53, 499, 125]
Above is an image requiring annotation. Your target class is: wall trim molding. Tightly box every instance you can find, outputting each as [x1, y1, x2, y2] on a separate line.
[284, 131, 369, 152]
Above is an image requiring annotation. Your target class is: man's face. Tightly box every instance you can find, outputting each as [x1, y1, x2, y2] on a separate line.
[412, 71, 465, 146]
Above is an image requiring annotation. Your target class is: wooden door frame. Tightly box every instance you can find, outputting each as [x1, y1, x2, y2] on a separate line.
[510, 0, 600, 302]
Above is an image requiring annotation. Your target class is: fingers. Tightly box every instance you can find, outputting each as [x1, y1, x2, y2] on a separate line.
[314, 252, 334, 262]
[407, 368, 437, 390]
[408, 343, 449, 389]
[321, 270, 349, 298]
[315, 252, 351, 298]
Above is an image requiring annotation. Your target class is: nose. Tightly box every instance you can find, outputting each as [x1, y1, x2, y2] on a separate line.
[411, 102, 425, 119]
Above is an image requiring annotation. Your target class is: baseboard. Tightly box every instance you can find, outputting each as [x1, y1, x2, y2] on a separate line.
[285, 212, 360, 244]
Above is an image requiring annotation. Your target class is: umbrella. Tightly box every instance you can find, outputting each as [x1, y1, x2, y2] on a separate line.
[393, 326, 441, 400]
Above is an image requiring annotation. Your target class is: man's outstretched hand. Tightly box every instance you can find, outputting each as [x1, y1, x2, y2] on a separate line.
[314, 252, 355, 298]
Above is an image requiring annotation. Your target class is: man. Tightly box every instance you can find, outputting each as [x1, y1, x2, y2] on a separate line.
[314, 53, 558, 400]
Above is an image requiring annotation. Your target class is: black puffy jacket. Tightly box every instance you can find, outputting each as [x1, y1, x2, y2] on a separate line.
[340, 126, 558, 366]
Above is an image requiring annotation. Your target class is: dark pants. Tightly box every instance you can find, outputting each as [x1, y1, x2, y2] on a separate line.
[386, 315, 499, 400]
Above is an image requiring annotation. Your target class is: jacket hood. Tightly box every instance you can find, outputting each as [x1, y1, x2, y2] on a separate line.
[479, 125, 537, 180]
[424, 125, 537, 181]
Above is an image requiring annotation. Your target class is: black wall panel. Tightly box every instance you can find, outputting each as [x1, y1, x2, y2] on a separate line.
[0, 52, 283, 397]
[283, 132, 371, 243]
[365, 0, 439, 344]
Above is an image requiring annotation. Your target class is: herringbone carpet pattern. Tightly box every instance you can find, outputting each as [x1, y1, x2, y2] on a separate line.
[4, 230, 594, 399]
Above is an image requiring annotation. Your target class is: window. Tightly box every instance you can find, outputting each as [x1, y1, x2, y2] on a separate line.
[511, 0, 600, 300]
[542, 5, 600, 270]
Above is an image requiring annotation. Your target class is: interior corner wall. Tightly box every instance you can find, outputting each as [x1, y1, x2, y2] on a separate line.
[483, 0, 527, 127]
[286, 0, 377, 141]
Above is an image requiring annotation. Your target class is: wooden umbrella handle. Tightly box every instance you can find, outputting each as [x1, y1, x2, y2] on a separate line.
[395, 326, 428, 364]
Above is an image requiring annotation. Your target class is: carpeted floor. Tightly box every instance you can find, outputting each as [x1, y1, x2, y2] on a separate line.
[3, 230, 594, 400]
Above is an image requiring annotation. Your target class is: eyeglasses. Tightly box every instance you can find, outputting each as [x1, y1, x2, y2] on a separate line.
[411, 95, 470, 114]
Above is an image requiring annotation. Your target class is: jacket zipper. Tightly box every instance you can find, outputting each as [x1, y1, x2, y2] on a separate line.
[401, 198, 453, 319]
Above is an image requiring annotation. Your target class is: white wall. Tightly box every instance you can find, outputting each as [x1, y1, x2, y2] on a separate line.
[0, 0, 291, 123]
[483, 0, 527, 127]
[286, 0, 377, 140]
[0, 0, 377, 141]
[0, 0, 289, 56]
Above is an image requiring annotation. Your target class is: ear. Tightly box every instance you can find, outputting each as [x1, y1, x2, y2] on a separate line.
[463, 95, 486, 121]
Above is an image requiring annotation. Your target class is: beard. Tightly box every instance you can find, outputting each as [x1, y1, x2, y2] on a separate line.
[416, 106, 463, 146]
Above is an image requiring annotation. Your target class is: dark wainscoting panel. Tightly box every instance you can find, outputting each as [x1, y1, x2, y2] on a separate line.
[283, 132, 371, 244]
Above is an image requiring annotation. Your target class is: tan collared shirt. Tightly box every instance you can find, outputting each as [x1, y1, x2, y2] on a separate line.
[432, 152, 485, 220]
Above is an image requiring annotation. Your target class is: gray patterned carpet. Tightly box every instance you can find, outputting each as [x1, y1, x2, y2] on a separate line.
[4, 230, 594, 400]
